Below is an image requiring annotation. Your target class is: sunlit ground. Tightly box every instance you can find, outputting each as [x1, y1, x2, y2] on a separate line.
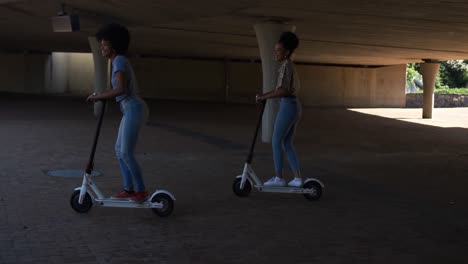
[349, 107, 468, 128]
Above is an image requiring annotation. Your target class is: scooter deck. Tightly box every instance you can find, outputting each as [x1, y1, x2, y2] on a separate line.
[254, 185, 316, 194]
[94, 197, 163, 209]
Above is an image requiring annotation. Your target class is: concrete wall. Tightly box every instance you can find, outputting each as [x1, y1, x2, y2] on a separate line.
[298, 65, 346, 107]
[374, 65, 407, 107]
[0, 53, 48, 94]
[131, 58, 226, 101]
[0, 52, 406, 107]
[0, 52, 94, 95]
[66, 53, 95, 95]
[298, 64, 406, 107]
[47, 52, 94, 95]
[226, 61, 263, 104]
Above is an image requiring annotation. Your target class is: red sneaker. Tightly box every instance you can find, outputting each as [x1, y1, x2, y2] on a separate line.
[111, 190, 135, 199]
[130, 191, 149, 202]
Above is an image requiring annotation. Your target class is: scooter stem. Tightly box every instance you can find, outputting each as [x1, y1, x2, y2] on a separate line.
[246, 100, 266, 164]
[86, 100, 106, 174]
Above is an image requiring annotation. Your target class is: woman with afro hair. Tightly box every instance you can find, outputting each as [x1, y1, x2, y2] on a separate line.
[256, 31, 304, 188]
[87, 23, 149, 202]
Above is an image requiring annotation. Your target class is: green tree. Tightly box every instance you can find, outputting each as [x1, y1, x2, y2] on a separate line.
[406, 63, 421, 89]
[406, 60, 468, 90]
[439, 60, 468, 88]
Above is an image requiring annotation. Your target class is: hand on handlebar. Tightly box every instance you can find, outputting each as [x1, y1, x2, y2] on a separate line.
[255, 94, 266, 103]
[87, 93, 103, 103]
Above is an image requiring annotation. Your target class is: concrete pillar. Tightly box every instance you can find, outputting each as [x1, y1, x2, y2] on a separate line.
[44, 54, 52, 94]
[254, 23, 295, 142]
[420, 62, 440, 119]
[224, 59, 230, 103]
[50, 52, 69, 94]
[88, 37, 109, 117]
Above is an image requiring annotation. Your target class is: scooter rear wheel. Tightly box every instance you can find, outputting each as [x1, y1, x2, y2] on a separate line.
[303, 181, 322, 201]
[151, 193, 174, 217]
[233, 177, 252, 197]
[70, 190, 93, 213]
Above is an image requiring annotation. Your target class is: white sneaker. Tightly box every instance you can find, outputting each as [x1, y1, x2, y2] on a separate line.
[288, 177, 303, 187]
[263, 176, 286, 187]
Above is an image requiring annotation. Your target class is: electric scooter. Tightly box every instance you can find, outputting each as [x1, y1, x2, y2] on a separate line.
[232, 101, 324, 200]
[70, 100, 175, 217]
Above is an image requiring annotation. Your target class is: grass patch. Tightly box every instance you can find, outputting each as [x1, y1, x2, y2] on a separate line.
[409, 88, 468, 95]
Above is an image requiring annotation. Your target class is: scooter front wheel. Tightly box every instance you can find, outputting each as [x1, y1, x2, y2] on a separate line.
[233, 177, 252, 197]
[151, 193, 174, 217]
[303, 181, 322, 201]
[70, 190, 93, 213]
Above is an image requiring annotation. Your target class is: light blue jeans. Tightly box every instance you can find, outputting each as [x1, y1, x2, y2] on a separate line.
[115, 96, 149, 192]
[272, 97, 302, 176]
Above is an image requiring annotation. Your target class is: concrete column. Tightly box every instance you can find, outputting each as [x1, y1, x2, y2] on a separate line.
[224, 58, 230, 103]
[88, 37, 109, 117]
[50, 52, 69, 94]
[254, 23, 295, 142]
[44, 54, 53, 94]
[420, 62, 440, 119]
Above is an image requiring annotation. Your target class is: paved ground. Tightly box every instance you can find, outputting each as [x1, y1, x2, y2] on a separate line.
[0, 94, 467, 264]
[351, 108, 468, 128]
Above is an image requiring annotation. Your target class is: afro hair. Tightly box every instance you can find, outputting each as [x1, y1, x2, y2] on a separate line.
[96, 23, 130, 55]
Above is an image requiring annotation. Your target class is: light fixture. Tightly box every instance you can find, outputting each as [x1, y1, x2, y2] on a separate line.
[51, 3, 80, 32]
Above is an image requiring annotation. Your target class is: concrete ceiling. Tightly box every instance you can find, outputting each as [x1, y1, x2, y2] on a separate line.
[2, 0, 468, 65]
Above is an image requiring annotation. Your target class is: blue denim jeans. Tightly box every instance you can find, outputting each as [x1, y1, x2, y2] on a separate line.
[272, 97, 302, 175]
[115, 96, 149, 192]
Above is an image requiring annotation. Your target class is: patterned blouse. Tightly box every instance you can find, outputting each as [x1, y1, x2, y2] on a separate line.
[276, 59, 300, 96]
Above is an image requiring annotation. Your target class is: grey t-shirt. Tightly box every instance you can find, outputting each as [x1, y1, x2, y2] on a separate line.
[112, 55, 139, 102]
